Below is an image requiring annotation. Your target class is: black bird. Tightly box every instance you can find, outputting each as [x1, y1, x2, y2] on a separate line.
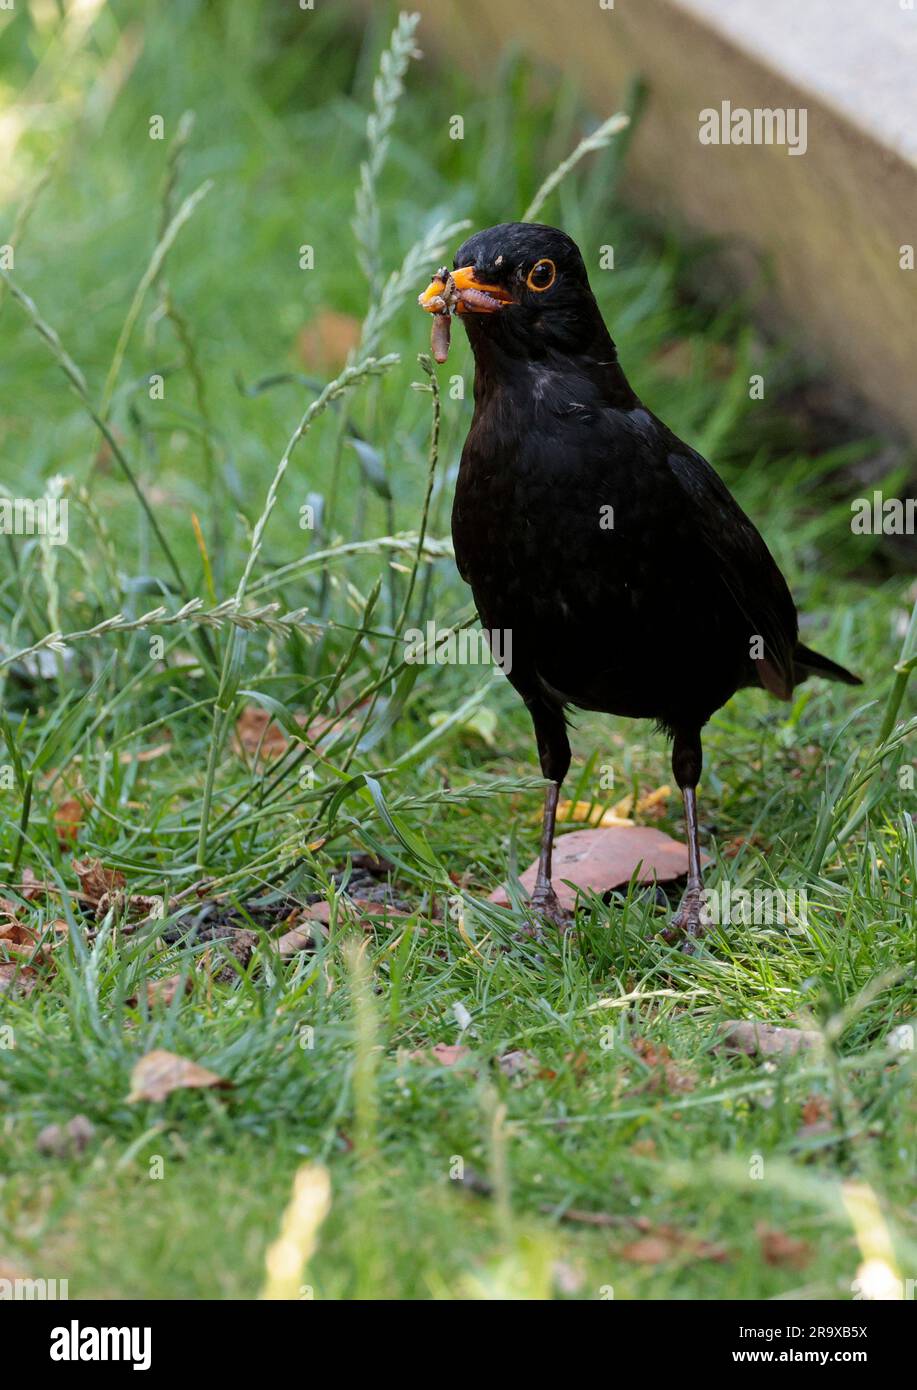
[419, 223, 860, 941]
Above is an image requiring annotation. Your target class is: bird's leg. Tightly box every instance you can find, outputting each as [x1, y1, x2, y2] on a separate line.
[663, 729, 708, 952]
[526, 697, 572, 929]
[531, 780, 567, 925]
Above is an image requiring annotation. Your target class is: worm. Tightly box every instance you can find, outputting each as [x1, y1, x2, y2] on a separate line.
[424, 267, 504, 363]
[456, 286, 505, 313]
[430, 310, 451, 364]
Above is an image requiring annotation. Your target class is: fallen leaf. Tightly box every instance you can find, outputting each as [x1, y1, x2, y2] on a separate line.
[0, 918, 37, 948]
[276, 912, 327, 958]
[407, 1043, 471, 1067]
[54, 798, 84, 847]
[36, 1114, 95, 1158]
[348, 898, 409, 925]
[296, 310, 362, 371]
[497, 1049, 539, 1078]
[800, 1093, 831, 1127]
[555, 799, 633, 829]
[127, 975, 192, 1009]
[95, 891, 164, 924]
[73, 858, 125, 905]
[118, 741, 171, 765]
[620, 1234, 677, 1264]
[277, 898, 407, 956]
[489, 825, 710, 911]
[552, 1207, 635, 1229]
[797, 1092, 833, 1139]
[127, 1049, 231, 1103]
[232, 706, 293, 765]
[0, 961, 39, 995]
[717, 1021, 822, 1057]
[631, 1036, 695, 1094]
[756, 1223, 812, 1269]
[634, 784, 672, 817]
[609, 784, 672, 821]
[621, 1224, 728, 1265]
[430, 1043, 470, 1066]
[21, 868, 50, 900]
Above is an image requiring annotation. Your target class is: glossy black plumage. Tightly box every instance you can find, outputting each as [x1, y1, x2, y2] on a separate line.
[442, 223, 860, 937]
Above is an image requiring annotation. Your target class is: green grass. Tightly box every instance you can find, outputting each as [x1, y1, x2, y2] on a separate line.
[0, 1, 914, 1301]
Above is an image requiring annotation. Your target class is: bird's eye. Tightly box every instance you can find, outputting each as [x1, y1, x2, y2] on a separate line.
[526, 258, 556, 292]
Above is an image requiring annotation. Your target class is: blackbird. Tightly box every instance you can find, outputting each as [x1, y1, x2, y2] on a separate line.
[419, 223, 860, 941]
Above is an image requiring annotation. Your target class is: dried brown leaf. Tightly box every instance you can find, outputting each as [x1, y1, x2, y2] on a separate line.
[489, 825, 711, 910]
[21, 868, 51, 900]
[127, 975, 192, 1009]
[756, 1223, 813, 1269]
[117, 741, 172, 765]
[0, 918, 37, 948]
[54, 797, 84, 847]
[296, 310, 362, 371]
[621, 1224, 728, 1265]
[497, 1049, 539, 1078]
[800, 1093, 831, 1128]
[0, 961, 39, 995]
[127, 1049, 230, 1103]
[407, 1042, 471, 1067]
[620, 1234, 678, 1264]
[631, 1036, 695, 1093]
[73, 857, 126, 905]
[95, 891, 164, 924]
[718, 1020, 822, 1057]
[36, 1114, 95, 1158]
[797, 1093, 833, 1139]
[232, 705, 292, 765]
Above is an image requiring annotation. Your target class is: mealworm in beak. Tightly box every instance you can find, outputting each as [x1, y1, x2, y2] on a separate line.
[431, 311, 451, 364]
[456, 286, 506, 312]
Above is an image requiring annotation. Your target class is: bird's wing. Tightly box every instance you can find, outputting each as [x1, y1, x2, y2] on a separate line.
[666, 446, 798, 697]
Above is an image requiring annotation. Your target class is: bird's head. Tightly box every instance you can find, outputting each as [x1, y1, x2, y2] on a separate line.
[419, 222, 611, 363]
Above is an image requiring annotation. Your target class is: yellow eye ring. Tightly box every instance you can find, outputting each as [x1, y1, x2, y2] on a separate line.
[526, 258, 556, 292]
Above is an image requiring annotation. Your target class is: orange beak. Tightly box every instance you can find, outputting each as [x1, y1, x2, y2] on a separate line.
[418, 265, 512, 314]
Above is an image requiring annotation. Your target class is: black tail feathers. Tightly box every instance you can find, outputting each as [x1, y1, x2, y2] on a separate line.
[794, 643, 862, 688]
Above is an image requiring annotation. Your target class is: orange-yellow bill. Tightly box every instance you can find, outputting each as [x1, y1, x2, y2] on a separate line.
[418, 265, 512, 314]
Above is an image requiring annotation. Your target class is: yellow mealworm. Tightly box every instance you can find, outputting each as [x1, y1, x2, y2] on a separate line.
[456, 286, 505, 312]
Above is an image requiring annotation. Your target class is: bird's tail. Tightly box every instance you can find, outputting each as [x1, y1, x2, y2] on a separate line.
[794, 643, 862, 688]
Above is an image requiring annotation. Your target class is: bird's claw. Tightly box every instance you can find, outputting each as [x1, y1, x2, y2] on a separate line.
[661, 886, 707, 953]
[528, 885, 573, 932]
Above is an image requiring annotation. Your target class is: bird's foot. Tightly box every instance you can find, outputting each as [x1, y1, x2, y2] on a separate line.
[662, 885, 707, 954]
[527, 884, 573, 932]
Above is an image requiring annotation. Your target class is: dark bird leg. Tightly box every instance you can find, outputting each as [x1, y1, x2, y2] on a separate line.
[526, 697, 571, 928]
[663, 727, 707, 951]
